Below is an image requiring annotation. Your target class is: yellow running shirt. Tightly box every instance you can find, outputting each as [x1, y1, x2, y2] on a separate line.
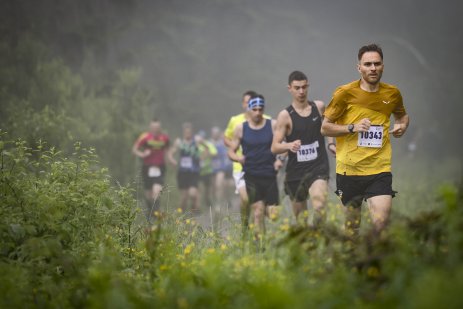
[324, 80, 407, 176]
[224, 113, 271, 173]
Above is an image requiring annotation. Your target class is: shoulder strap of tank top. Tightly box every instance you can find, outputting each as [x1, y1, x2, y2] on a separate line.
[308, 100, 321, 117]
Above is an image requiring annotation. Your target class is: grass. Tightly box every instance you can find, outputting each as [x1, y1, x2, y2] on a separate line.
[2, 136, 462, 308]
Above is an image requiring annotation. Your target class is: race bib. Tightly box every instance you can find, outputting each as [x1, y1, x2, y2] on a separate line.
[180, 157, 193, 169]
[148, 166, 161, 177]
[357, 125, 383, 148]
[297, 141, 319, 162]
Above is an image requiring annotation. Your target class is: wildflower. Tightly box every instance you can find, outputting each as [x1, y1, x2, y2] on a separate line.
[184, 243, 194, 255]
[177, 208, 183, 213]
[269, 212, 278, 221]
[207, 248, 215, 254]
[367, 266, 380, 278]
[220, 244, 227, 251]
[159, 264, 168, 271]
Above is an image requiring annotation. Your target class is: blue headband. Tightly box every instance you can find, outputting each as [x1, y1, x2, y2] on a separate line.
[247, 97, 265, 110]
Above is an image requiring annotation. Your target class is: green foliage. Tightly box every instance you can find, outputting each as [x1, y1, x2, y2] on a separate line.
[0, 133, 140, 308]
[0, 35, 155, 184]
[1, 134, 462, 308]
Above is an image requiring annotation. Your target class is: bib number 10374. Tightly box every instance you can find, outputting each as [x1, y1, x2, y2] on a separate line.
[357, 125, 383, 148]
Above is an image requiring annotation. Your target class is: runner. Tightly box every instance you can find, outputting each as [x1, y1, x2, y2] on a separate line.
[271, 71, 335, 227]
[210, 126, 234, 210]
[197, 130, 218, 207]
[321, 43, 409, 237]
[228, 94, 283, 238]
[132, 118, 170, 222]
[168, 122, 208, 213]
[224, 90, 272, 229]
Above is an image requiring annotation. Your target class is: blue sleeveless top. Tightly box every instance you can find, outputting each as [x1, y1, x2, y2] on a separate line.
[241, 119, 276, 177]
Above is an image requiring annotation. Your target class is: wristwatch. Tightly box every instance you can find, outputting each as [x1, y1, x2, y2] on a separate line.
[348, 124, 355, 133]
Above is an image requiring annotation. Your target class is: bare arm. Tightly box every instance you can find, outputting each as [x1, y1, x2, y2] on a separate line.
[314, 100, 336, 156]
[167, 138, 180, 166]
[271, 109, 301, 154]
[390, 113, 410, 138]
[270, 119, 285, 170]
[132, 140, 150, 159]
[227, 124, 245, 164]
[321, 117, 372, 137]
[223, 135, 233, 148]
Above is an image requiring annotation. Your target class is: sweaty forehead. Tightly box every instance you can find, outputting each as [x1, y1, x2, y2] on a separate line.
[360, 51, 382, 63]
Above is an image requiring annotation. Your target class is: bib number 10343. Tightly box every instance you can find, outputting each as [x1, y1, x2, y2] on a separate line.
[357, 125, 383, 148]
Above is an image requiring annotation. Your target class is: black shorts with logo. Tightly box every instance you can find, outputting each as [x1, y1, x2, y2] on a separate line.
[244, 174, 279, 206]
[142, 165, 166, 190]
[335, 172, 396, 207]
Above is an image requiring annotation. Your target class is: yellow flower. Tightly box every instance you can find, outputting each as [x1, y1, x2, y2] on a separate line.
[207, 248, 215, 254]
[367, 266, 380, 278]
[220, 244, 227, 251]
[269, 212, 278, 221]
[185, 219, 191, 224]
[159, 264, 168, 271]
[184, 243, 194, 255]
[177, 208, 183, 213]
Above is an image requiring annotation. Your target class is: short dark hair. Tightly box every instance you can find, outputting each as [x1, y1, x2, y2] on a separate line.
[243, 90, 258, 99]
[249, 94, 265, 101]
[358, 44, 383, 61]
[288, 71, 307, 85]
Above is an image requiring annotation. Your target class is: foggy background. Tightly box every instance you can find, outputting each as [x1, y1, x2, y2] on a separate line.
[1, 0, 462, 183]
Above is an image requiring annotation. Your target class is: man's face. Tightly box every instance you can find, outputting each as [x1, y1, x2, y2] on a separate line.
[357, 51, 384, 85]
[288, 80, 309, 103]
[183, 127, 193, 140]
[242, 94, 251, 111]
[249, 107, 264, 123]
[149, 121, 161, 134]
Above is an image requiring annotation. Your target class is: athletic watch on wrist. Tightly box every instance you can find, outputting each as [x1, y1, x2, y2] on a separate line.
[348, 124, 355, 133]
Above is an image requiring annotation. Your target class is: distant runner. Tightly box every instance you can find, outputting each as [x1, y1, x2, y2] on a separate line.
[132, 118, 170, 222]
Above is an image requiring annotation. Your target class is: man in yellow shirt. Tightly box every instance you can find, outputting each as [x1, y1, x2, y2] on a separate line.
[321, 44, 409, 236]
[224, 90, 272, 230]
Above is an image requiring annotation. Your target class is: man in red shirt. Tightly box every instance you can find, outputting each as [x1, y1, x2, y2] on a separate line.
[132, 119, 170, 222]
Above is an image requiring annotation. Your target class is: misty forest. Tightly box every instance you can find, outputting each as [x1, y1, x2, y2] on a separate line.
[1, 0, 462, 308]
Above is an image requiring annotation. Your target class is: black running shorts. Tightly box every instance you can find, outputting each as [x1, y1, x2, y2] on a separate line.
[335, 172, 396, 207]
[244, 174, 279, 206]
[142, 165, 166, 190]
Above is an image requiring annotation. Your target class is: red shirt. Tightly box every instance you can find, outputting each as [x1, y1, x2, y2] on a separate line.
[134, 132, 170, 166]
